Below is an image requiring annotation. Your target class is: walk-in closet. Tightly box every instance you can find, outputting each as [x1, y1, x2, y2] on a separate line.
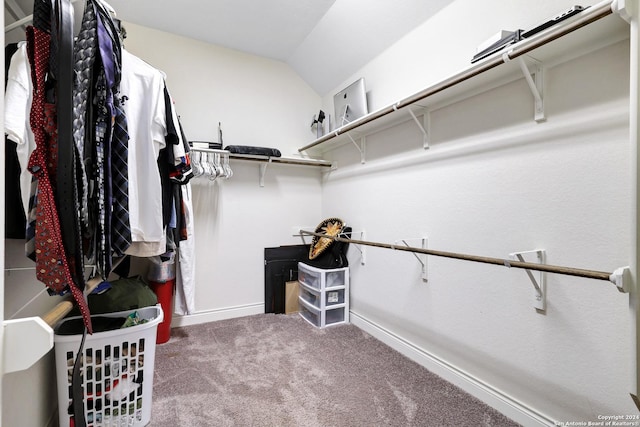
[2, 0, 640, 426]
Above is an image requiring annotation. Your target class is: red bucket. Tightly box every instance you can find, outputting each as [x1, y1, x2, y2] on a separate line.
[149, 279, 174, 344]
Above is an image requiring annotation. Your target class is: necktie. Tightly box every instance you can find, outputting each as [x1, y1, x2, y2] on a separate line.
[96, 8, 131, 258]
[93, 73, 110, 277]
[110, 100, 131, 256]
[72, 0, 98, 230]
[26, 25, 93, 333]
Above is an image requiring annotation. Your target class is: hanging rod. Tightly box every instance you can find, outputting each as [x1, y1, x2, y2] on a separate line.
[40, 257, 124, 327]
[299, 0, 614, 153]
[190, 147, 230, 154]
[299, 230, 628, 289]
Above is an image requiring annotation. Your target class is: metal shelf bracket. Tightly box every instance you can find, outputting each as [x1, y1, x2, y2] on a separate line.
[350, 230, 367, 265]
[395, 237, 428, 282]
[259, 161, 270, 187]
[407, 108, 430, 149]
[394, 102, 430, 149]
[515, 56, 545, 122]
[345, 133, 366, 164]
[509, 249, 546, 311]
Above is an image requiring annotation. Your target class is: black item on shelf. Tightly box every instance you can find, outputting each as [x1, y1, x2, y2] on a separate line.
[225, 145, 282, 157]
[522, 5, 586, 38]
[190, 141, 222, 149]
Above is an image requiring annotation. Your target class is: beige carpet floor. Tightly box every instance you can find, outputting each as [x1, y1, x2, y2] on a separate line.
[150, 313, 520, 426]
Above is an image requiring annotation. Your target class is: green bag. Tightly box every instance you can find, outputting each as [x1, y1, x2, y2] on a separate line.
[66, 276, 158, 318]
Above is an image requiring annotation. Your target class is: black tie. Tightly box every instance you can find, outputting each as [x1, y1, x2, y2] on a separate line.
[110, 98, 131, 256]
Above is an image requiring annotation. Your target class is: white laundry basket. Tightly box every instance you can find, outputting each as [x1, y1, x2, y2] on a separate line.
[54, 305, 163, 427]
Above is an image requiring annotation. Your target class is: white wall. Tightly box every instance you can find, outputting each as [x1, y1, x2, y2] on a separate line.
[320, 0, 605, 112]
[120, 23, 324, 323]
[317, 0, 637, 424]
[123, 23, 321, 158]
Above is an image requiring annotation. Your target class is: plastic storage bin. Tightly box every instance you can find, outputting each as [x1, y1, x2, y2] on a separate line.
[297, 262, 349, 328]
[297, 263, 347, 290]
[54, 305, 163, 427]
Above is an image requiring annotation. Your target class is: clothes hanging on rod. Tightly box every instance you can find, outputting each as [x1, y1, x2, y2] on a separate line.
[4, 0, 197, 323]
[4, 43, 27, 238]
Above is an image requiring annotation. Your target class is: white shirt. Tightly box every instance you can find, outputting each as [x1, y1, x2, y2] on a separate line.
[118, 49, 167, 244]
[4, 42, 35, 217]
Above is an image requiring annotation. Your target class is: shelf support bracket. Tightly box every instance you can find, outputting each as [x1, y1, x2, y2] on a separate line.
[407, 108, 430, 149]
[349, 230, 366, 265]
[396, 237, 428, 282]
[509, 249, 546, 312]
[259, 158, 272, 187]
[345, 133, 366, 164]
[516, 56, 545, 122]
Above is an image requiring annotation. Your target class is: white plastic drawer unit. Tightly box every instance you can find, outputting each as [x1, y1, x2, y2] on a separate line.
[297, 262, 350, 328]
[299, 301, 321, 328]
[325, 307, 346, 325]
[299, 281, 346, 309]
[297, 262, 348, 290]
[325, 289, 345, 306]
[299, 283, 321, 308]
[298, 297, 347, 328]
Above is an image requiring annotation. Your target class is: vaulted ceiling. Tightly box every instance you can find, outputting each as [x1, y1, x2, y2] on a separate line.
[4, 0, 454, 95]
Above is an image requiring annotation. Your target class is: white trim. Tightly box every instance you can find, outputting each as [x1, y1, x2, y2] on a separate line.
[349, 311, 555, 427]
[170, 303, 264, 328]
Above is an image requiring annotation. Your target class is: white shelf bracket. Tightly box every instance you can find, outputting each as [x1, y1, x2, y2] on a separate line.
[396, 237, 428, 282]
[516, 56, 545, 122]
[509, 249, 546, 312]
[345, 133, 366, 164]
[609, 266, 631, 293]
[3, 317, 53, 374]
[258, 159, 272, 187]
[407, 108, 430, 149]
[350, 230, 366, 265]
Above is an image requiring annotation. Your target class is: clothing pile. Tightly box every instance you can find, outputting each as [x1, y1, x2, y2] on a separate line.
[4, 0, 196, 332]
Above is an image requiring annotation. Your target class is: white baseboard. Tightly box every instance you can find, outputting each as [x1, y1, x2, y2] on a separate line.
[349, 311, 555, 427]
[170, 303, 264, 328]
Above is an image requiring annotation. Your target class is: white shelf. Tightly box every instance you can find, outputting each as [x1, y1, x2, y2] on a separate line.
[298, 4, 629, 158]
[229, 153, 332, 168]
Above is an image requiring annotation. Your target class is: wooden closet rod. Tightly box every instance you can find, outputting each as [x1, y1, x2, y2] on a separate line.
[300, 230, 614, 283]
[41, 257, 124, 327]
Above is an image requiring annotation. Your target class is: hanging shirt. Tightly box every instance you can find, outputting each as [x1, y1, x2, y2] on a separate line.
[118, 49, 167, 247]
[4, 41, 36, 218]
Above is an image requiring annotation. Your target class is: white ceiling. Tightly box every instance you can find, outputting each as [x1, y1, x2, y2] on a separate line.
[4, 0, 454, 95]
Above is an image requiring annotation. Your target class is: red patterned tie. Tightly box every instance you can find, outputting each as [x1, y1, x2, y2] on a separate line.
[27, 26, 93, 334]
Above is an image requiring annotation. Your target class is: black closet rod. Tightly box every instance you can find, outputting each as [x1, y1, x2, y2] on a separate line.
[299, 230, 614, 283]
